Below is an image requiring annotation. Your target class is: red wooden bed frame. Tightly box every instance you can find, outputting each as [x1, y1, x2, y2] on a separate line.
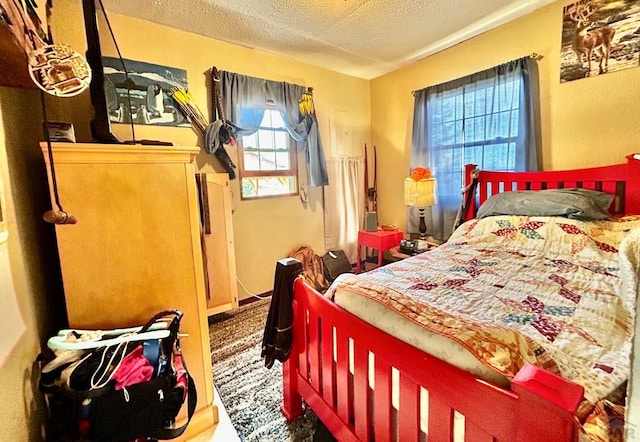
[281, 154, 640, 442]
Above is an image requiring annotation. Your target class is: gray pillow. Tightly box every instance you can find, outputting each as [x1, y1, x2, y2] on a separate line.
[476, 188, 614, 221]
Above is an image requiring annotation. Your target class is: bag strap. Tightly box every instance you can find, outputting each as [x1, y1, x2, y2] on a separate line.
[47, 310, 181, 352]
[148, 310, 197, 440]
[47, 329, 170, 351]
[211, 66, 226, 123]
[139, 309, 183, 333]
[151, 371, 198, 440]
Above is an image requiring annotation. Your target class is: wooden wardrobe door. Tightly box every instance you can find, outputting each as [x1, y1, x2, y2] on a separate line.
[201, 173, 238, 315]
[41, 142, 217, 438]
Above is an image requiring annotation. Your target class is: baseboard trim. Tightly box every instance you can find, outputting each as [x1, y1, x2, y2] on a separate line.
[175, 402, 217, 441]
[239, 291, 273, 306]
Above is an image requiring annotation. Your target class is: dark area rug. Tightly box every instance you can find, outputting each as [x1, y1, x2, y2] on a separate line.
[209, 299, 337, 442]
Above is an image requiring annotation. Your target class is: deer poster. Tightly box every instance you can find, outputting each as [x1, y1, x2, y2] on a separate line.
[560, 0, 640, 82]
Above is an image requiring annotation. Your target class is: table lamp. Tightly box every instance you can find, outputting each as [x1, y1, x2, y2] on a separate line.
[404, 169, 438, 240]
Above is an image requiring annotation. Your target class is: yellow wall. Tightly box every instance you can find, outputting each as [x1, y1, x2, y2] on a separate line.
[0, 87, 68, 440]
[3, 0, 639, 438]
[370, 1, 640, 437]
[371, 0, 640, 233]
[47, 0, 371, 299]
[0, 1, 369, 435]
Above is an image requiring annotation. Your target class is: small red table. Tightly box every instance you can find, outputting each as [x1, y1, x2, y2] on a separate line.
[356, 229, 404, 273]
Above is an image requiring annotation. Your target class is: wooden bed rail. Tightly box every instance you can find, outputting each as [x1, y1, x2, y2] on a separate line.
[464, 153, 640, 220]
[282, 276, 585, 442]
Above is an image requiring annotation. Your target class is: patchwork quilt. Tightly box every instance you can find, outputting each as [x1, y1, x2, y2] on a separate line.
[328, 215, 640, 404]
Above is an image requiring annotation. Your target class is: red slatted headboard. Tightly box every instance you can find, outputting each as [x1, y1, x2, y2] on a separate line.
[464, 154, 640, 221]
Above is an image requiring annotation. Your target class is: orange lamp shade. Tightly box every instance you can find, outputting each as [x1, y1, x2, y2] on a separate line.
[410, 167, 431, 181]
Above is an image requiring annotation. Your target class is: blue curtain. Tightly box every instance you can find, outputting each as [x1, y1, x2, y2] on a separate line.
[410, 56, 541, 240]
[220, 71, 329, 187]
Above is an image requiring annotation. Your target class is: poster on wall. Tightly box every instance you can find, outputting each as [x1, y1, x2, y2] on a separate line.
[560, 0, 640, 83]
[102, 57, 190, 126]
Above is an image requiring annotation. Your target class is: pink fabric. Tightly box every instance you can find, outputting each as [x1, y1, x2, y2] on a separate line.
[114, 344, 154, 390]
[173, 354, 188, 399]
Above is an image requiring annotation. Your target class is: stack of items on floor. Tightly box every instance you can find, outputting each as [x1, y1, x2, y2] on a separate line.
[38, 310, 196, 441]
[287, 246, 353, 293]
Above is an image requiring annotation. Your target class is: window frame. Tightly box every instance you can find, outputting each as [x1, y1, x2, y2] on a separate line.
[426, 78, 523, 199]
[236, 107, 299, 201]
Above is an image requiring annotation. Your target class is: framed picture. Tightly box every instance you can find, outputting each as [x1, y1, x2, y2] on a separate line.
[102, 57, 191, 126]
[560, 0, 640, 82]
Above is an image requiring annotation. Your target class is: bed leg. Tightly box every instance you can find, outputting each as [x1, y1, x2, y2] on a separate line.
[281, 356, 304, 422]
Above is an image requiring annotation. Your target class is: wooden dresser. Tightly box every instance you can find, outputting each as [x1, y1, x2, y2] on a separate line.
[40, 142, 217, 439]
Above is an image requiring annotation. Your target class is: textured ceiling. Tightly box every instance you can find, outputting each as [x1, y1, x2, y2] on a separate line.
[101, 0, 556, 79]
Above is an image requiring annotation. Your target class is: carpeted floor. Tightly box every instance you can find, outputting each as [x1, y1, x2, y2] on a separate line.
[209, 299, 336, 442]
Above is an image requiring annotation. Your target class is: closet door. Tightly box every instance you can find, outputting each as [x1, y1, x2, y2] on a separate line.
[200, 173, 238, 315]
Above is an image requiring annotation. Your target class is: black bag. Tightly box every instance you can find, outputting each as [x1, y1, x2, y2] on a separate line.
[321, 249, 353, 283]
[39, 310, 197, 441]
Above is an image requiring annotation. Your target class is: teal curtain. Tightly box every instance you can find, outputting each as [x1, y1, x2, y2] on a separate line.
[220, 71, 328, 187]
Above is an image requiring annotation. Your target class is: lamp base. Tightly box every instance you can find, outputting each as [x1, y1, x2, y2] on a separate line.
[418, 208, 427, 240]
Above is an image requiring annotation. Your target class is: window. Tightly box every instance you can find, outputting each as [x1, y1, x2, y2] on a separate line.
[238, 108, 298, 199]
[411, 57, 539, 240]
[429, 75, 522, 203]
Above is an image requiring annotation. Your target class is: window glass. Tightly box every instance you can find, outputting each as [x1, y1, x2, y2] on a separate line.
[241, 177, 297, 198]
[428, 79, 522, 199]
[239, 108, 298, 199]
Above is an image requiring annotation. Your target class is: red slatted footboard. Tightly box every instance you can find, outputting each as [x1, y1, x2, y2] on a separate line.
[283, 279, 584, 442]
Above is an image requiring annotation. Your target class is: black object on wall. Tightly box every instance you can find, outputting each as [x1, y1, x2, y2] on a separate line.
[82, 0, 120, 143]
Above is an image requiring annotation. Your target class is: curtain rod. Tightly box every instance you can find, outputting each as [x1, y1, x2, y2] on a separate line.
[410, 53, 543, 96]
[213, 67, 314, 93]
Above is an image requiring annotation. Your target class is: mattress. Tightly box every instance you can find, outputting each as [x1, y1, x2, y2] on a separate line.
[328, 215, 640, 405]
[334, 287, 510, 388]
